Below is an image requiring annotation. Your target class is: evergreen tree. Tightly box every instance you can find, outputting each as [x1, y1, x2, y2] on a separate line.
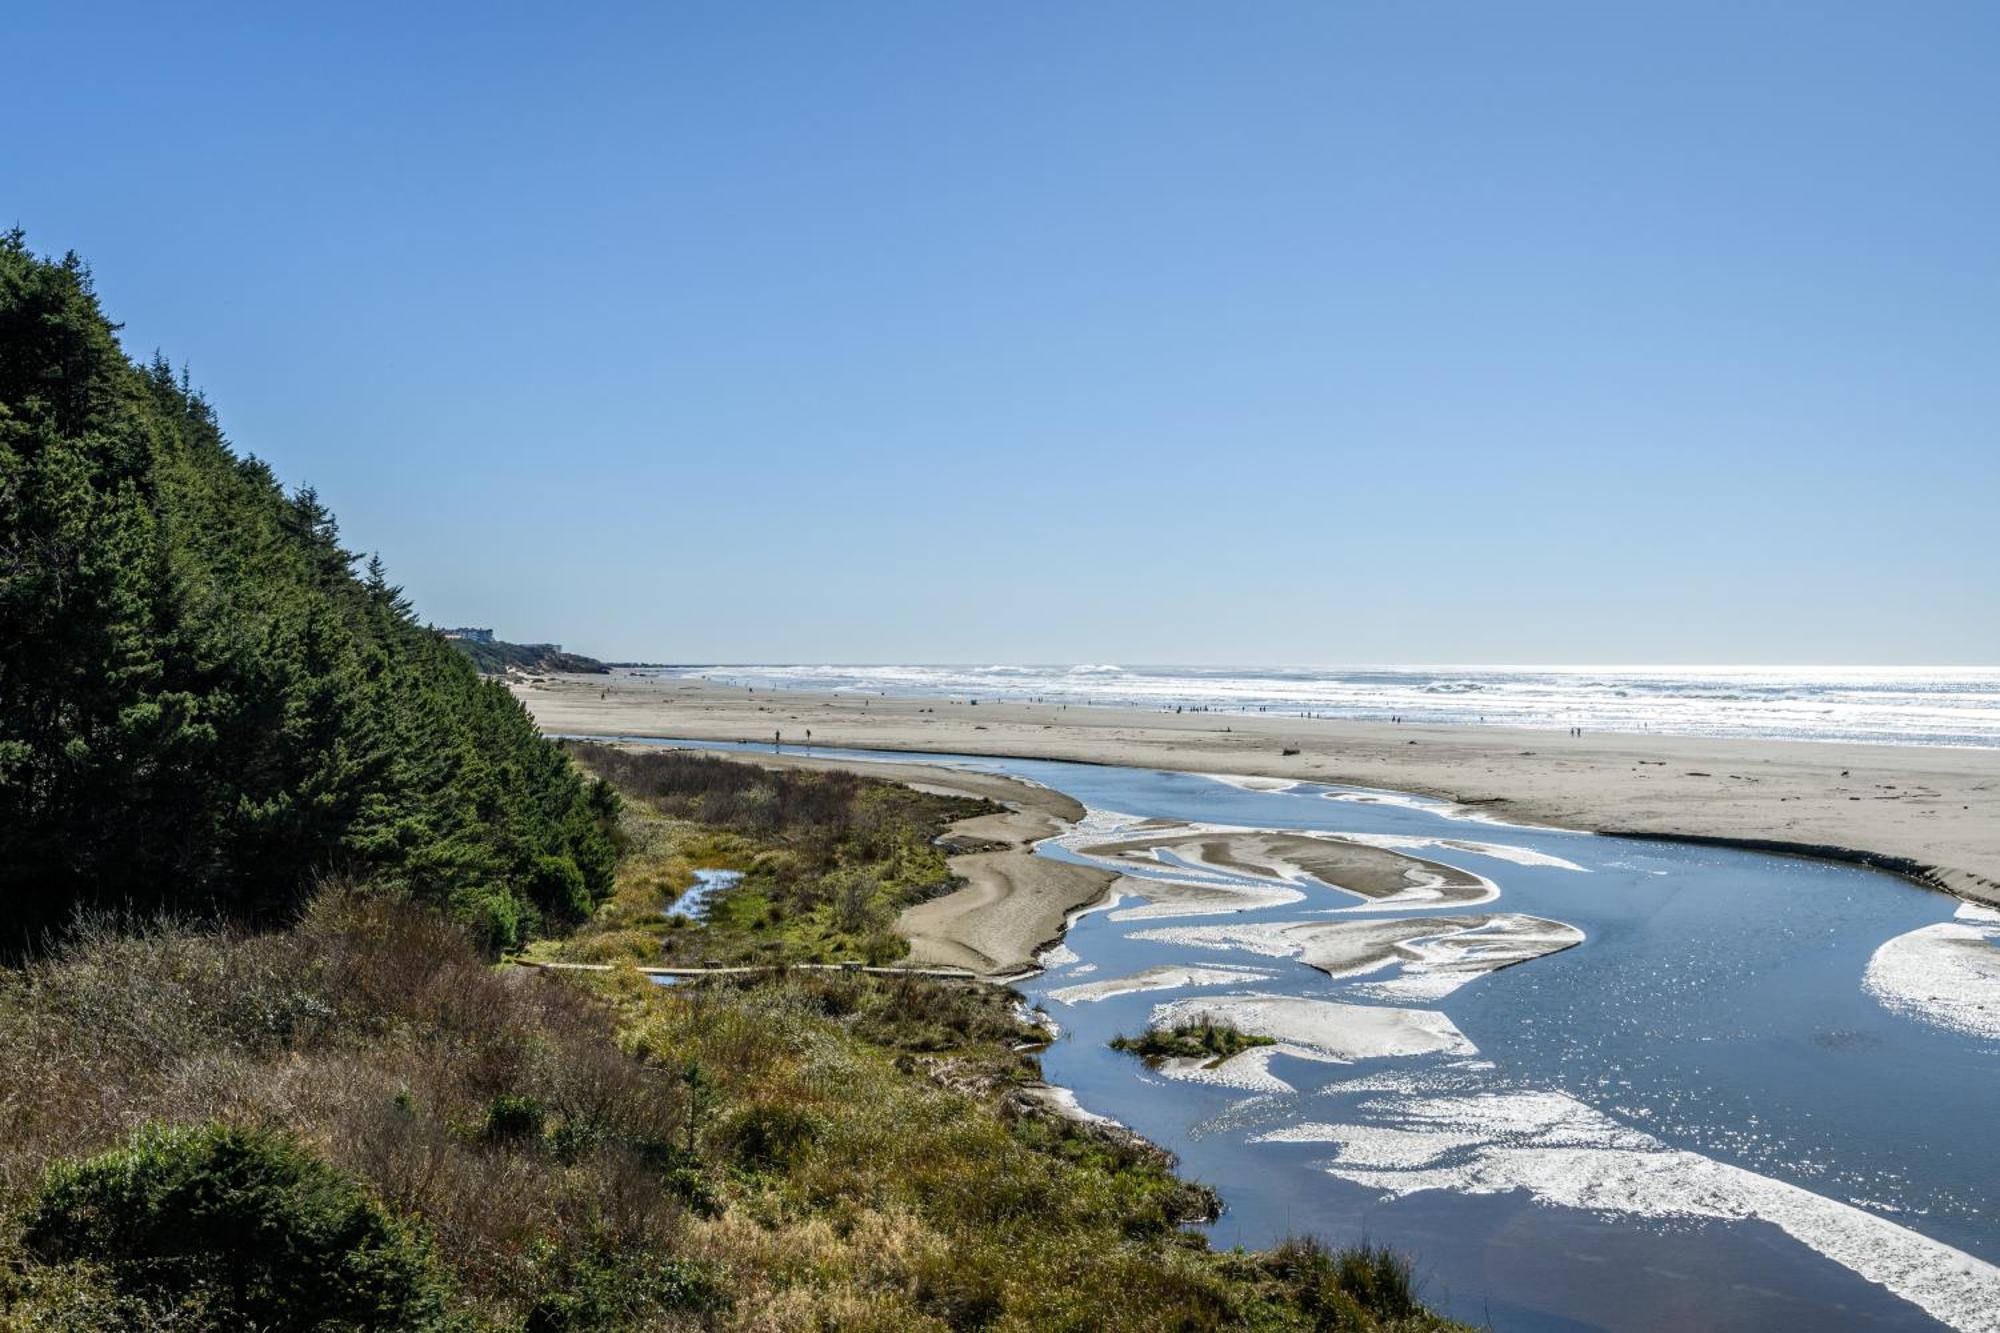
[0, 233, 616, 951]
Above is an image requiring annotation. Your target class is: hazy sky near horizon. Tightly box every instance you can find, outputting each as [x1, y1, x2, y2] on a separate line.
[6, 2, 1997, 665]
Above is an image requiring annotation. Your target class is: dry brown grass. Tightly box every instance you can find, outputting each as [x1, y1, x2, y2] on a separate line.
[0, 891, 1471, 1331]
[0, 894, 713, 1329]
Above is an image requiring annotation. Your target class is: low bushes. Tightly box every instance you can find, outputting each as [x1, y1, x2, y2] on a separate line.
[1112, 1019, 1278, 1065]
[19, 1122, 448, 1330]
[0, 894, 719, 1330]
[0, 900, 1468, 1331]
[1263, 1236, 1425, 1327]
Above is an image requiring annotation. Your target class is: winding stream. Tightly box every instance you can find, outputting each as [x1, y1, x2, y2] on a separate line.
[611, 738, 2000, 1331]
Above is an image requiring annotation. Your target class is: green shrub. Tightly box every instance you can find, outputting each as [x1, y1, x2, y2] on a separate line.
[1267, 1235, 1422, 1325]
[453, 883, 528, 953]
[519, 1241, 721, 1333]
[1111, 1019, 1277, 1064]
[482, 1093, 548, 1146]
[19, 1121, 448, 1331]
[861, 928, 908, 966]
[0, 1256, 224, 1330]
[531, 855, 591, 922]
[720, 1103, 821, 1170]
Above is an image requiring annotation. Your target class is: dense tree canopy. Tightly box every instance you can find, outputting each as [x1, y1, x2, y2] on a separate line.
[0, 232, 615, 950]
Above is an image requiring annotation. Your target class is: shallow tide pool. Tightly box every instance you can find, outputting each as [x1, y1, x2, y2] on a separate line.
[606, 738, 2000, 1332]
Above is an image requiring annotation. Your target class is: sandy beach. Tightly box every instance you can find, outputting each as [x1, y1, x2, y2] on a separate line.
[522, 673, 2000, 968]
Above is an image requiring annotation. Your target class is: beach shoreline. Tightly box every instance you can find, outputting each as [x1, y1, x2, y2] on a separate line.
[518, 675, 2000, 941]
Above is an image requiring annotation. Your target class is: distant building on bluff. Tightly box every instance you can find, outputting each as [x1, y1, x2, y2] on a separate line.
[440, 627, 494, 643]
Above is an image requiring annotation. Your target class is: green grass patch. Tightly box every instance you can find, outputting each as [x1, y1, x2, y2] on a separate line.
[556, 745, 997, 968]
[1112, 1019, 1278, 1065]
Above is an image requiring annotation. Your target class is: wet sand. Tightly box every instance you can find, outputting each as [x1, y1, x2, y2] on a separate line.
[520, 673, 2000, 910]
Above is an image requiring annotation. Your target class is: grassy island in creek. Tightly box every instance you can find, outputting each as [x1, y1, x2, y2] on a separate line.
[1114, 1020, 1281, 1066]
[0, 237, 1469, 1330]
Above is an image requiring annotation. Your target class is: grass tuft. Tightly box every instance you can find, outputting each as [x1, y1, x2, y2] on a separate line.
[1111, 1017, 1279, 1065]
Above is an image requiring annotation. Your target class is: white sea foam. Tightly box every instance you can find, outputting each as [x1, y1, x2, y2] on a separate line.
[1273, 1074, 2000, 1333]
[1202, 772, 1306, 793]
[1344, 974, 1477, 1002]
[1011, 1000, 1059, 1040]
[1130, 915, 1583, 997]
[667, 663, 2000, 748]
[1321, 789, 1566, 830]
[1106, 876, 1306, 922]
[1315, 862, 1500, 911]
[1150, 840, 1317, 888]
[1251, 1121, 1481, 1165]
[1062, 819, 1288, 884]
[1328, 830, 1588, 870]
[1037, 942, 1080, 968]
[1056, 811, 1313, 923]
[1436, 839, 1586, 869]
[1063, 818, 1503, 912]
[1152, 1045, 1296, 1092]
[1047, 964, 1273, 1005]
[1131, 923, 1301, 962]
[1037, 1085, 1122, 1127]
[1324, 790, 1461, 815]
[1150, 994, 1476, 1066]
[1047, 825, 1138, 927]
[1065, 808, 1154, 839]
[1864, 914, 2000, 1041]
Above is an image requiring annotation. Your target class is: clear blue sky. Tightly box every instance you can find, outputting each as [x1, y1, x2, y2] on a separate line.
[7, 2, 1996, 664]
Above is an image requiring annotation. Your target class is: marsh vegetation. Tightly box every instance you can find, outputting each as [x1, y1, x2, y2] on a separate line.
[1112, 1018, 1280, 1065]
[0, 896, 1470, 1331]
[554, 742, 994, 968]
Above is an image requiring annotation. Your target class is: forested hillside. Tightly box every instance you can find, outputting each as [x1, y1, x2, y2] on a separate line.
[0, 233, 615, 951]
[0, 236, 1465, 1332]
[452, 637, 610, 676]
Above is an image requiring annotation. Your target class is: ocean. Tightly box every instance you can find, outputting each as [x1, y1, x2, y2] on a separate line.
[630, 664, 2000, 748]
